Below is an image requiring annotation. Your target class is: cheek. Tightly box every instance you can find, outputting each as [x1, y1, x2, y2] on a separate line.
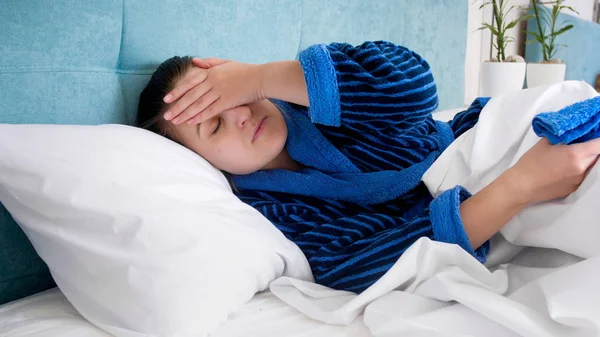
[269, 119, 288, 146]
[206, 140, 255, 172]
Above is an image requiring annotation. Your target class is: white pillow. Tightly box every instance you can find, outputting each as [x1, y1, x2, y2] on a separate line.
[0, 124, 312, 337]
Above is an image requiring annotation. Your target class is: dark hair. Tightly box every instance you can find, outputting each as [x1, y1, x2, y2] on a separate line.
[136, 56, 194, 141]
[136, 56, 237, 190]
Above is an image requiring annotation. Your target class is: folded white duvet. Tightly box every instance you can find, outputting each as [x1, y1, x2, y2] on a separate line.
[424, 80, 600, 258]
[269, 81, 600, 337]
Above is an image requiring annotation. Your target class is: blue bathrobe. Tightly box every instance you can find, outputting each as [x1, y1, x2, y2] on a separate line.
[231, 41, 490, 293]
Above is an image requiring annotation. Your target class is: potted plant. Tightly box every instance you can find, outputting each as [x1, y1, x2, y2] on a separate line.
[525, 0, 579, 88]
[479, 0, 533, 97]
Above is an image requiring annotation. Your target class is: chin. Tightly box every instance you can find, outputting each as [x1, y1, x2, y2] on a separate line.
[226, 164, 262, 176]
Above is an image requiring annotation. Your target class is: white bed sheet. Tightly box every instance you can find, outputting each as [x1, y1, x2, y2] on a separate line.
[0, 288, 372, 337]
[0, 107, 467, 337]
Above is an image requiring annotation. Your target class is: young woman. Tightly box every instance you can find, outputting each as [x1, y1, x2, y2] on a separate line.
[137, 41, 600, 293]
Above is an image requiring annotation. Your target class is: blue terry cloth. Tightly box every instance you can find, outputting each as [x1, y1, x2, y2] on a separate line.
[430, 186, 489, 261]
[234, 102, 455, 205]
[533, 96, 600, 145]
[232, 41, 490, 293]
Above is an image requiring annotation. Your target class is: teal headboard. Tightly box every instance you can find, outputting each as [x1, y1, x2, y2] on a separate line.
[525, 12, 600, 87]
[0, 0, 469, 304]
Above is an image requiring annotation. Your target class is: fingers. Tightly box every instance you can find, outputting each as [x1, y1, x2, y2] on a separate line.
[163, 69, 208, 105]
[186, 98, 231, 125]
[575, 137, 600, 156]
[562, 138, 600, 179]
[165, 83, 211, 122]
[583, 155, 599, 177]
[192, 57, 229, 69]
[544, 136, 600, 158]
[172, 91, 220, 125]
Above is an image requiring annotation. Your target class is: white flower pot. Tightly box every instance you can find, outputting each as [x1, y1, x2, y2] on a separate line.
[479, 61, 526, 97]
[526, 63, 566, 89]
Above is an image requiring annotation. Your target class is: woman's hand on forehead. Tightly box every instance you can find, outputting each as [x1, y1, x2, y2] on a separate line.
[163, 57, 228, 108]
[163, 58, 266, 126]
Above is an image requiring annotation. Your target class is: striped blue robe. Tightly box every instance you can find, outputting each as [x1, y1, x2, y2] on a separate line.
[232, 41, 490, 293]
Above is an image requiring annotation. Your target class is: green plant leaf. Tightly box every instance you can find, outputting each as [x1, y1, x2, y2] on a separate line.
[492, 0, 501, 22]
[488, 22, 500, 35]
[540, 11, 552, 27]
[534, 34, 545, 44]
[518, 14, 534, 22]
[505, 20, 519, 30]
[499, 0, 508, 13]
[561, 5, 580, 15]
[524, 30, 543, 41]
[551, 24, 573, 36]
[506, 4, 516, 16]
[479, 23, 499, 35]
[539, 3, 551, 18]
[552, 4, 559, 21]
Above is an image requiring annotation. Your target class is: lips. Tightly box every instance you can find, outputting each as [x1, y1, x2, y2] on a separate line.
[252, 117, 266, 142]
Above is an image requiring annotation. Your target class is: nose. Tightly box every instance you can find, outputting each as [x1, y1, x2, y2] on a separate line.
[221, 106, 251, 128]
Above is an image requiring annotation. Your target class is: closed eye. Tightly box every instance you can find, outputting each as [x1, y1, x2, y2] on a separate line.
[212, 117, 221, 135]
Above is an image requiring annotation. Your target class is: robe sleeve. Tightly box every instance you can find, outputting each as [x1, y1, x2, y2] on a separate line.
[298, 40, 439, 131]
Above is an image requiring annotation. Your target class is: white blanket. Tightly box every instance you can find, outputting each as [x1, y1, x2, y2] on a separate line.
[269, 81, 600, 337]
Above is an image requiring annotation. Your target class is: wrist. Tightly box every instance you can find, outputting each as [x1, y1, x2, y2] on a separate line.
[257, 62, 283, 100]
[459, 170, 530, 249]
[497, 167, 533, 209]
[256, 61, 309, 106]
[253, 63, 269, 101]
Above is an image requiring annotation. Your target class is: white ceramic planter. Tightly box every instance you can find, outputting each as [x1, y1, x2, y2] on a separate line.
[479, 61, 526, 97]
[526, 63, 566, 89]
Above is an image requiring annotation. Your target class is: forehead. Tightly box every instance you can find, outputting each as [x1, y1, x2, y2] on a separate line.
[168, 119, 196, 141]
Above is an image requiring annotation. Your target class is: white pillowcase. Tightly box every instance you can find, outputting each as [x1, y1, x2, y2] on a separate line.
[0, 124, 312, 337]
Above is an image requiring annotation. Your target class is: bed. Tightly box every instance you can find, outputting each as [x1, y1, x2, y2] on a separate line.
[0, 102, 454, 337]
[0, 0, 468, 305]
[0, 288, 371, 337]
[4, 93, 599, 337]
[0, 97, 464, 337]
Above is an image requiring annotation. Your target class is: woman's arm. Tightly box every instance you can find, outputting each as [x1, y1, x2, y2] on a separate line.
[459, 168, 527, 249]
[461, 136, 600, 249]
[258, 60, 309, 107]
[237, 137, 600, 293]
[162, 59, 308, 125]
[163, 41, 437, 127]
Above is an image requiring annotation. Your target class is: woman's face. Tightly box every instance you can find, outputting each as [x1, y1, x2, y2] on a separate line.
[170, 99, 289, 175]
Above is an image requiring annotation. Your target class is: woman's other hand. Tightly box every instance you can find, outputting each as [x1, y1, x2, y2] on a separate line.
[508, 137, 600, 206]
[163, 58, 265, 125]
[459, 136, 600, 249]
